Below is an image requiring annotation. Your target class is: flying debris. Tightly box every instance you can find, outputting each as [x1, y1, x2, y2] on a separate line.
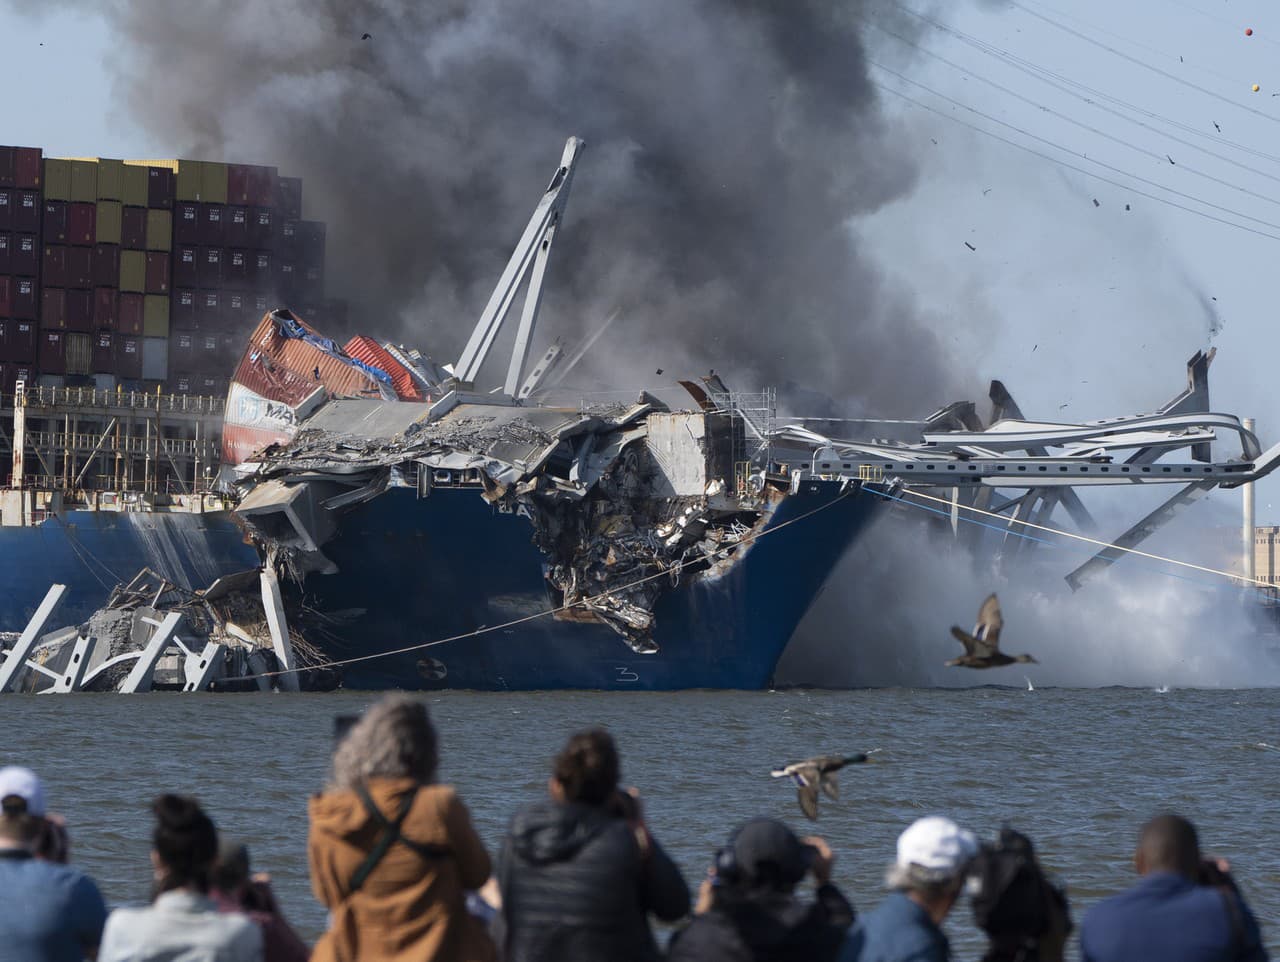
[1166, 155, 1176, 165]
[771, 754, 870, 820]
[947, 594, 1038, 670]
[655, 368, 664, 375]
[1092, 198, 1099, 208]
[1253, 84, 1261, 93]
[1032, 344, 1038, 352]
[1213, 122, 1221, 133]
[983, 188, 992, 195]
[361, 32, 371, 39]
[965, 241, 976, 251]
[1246, 28, 1254, 37]
[1125, 204, 1131, 211]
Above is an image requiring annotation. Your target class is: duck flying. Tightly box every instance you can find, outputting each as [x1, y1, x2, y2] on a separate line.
[947, 593, 1038, 669]
[771, 754, 869, 820]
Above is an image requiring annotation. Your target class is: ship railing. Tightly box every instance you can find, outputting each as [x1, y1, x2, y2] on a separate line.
[18, 431, 219, 458]
[3, 386, 227, 416]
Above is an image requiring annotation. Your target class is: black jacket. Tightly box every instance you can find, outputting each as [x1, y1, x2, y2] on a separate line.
[667, 883, 855, 962]
[496, 799, 690, 962]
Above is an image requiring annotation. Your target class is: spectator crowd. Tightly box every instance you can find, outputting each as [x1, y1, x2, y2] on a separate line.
[0, 694, 1268, 961]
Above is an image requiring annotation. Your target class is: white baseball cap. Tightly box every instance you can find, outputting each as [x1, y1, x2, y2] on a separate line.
[0, 766, 46, 816]
[896, 816, 978, 879]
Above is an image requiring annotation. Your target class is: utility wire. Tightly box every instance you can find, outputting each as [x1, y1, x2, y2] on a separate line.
[1006, 0, 1280, 127]
[870, 66, 1280, 242]
[889, 0, 1280, 168]
[867, 19, 1280, 210]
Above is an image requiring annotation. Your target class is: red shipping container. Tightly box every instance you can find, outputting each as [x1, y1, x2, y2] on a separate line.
[145, 251, 170, 294]
[11, 321, 36, 363]
[43, 201, 67, 243]
[67, 246, 93, 288]
[345, 335, 423, 401]
[121, 206, 147, 249]
[199, 290, 222, 326]
[251, 250, 272, 289]
[147, 167, 173, 209]
[65, 289, 92, 332]
[199, 247, 223, 288]
[250, 208, 273, 248]
[0, 232, 9, 275]
[12, 278, 36, 319]
[0, 189, 10, 230]
[41, 288, 67, 330]
[226, 248, 248, 288]
[39, 331, 65, 373]
[174, 202, 199, 243]
[13, 190, 39, 233]
[93, 331, 114, 373]
[0, 147, 13, 188]
[225, 206, 249, 248]
[93, 288, 118, 330]
[116, 335, 142, 379]
[42, 245, 67, 288]
[172, 331, 196, 371]
[173, 289, 197, 324]
[248, 166, 277, 207]
[92, 243, 120, 287]
[199, 204, 225, 246]
[0, 277, 9, 318]
[227, 164, 251, 205]
[174, 245, 198, 287]
[275, 177, 302, 220]
[13, 234, 38, 276]
[118, 293, 144, 336]
[14, 148, 41, 189]
[67, 202, 96, 245]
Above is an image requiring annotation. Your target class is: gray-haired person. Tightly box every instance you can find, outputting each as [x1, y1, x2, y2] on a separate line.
[838, 816, 979, 962]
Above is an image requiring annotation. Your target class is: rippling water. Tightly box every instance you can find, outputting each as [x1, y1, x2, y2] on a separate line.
[3, 688, 1277, 958]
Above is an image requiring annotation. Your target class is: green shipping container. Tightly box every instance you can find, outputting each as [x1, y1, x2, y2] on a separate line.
[69, 161, 97, 202]
[175, 160, 202, 202]
[145, 210, 172, 252]
[200, 162, 228, 205]
[119, 250, 146, 292]
[44, 159, 72, 200]
[122, 165, 149, 207]
[96, 201, 123, 245]
[143, 296, 170, 336]
[96, 159, 124, 200]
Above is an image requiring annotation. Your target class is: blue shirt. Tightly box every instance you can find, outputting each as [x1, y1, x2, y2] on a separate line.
[838, 891, 950, 962]
[1080, 871, 1268, 962]
[0, 850, 108, 962]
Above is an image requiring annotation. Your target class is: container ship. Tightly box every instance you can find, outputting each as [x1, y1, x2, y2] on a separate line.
[0, 144, 337, 626]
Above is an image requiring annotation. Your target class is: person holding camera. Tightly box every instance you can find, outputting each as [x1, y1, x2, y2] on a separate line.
[667, 817, 855, 962]
[967, 827, 1072, 962]
[838, 815, 979, 962]
[1079, 813, 1267, 962]
[211, 840, 310, 962]
[496, 728, 690, 962]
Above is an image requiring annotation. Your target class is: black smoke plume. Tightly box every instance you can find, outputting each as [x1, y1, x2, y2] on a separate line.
[18, 0, 979, 407]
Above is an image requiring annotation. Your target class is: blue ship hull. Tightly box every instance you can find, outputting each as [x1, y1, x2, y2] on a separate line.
[0, 511, 260, 630]
[291, 478, 882, 691]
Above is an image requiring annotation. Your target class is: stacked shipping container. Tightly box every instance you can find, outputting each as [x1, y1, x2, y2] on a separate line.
[0, 145, 334, 396]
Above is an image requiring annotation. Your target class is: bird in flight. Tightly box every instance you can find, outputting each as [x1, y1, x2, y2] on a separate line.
[947, 594, 1038, 669]
[771, 754, 871, 820]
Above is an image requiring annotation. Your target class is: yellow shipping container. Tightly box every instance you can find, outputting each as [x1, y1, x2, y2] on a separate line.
[175, 160, 202, 202]
[119, 250, 146, 293]
[44, 159, 72, 201]
[96, 159, 124, 201]
[143, 296, 170, 336]
[124, 159, 179, 172]
[96, 201, 123, 245]
[145, 210, 172, 252]
[200, 162, 228, 205]
[69, 161, 97, 202]
[121, 165, 149, 207]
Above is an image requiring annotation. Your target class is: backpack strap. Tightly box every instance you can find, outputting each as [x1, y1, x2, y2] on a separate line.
[347, 782, 451, 893]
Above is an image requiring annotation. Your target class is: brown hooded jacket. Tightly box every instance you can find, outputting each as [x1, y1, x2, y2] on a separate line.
[308, 778, 496, 962]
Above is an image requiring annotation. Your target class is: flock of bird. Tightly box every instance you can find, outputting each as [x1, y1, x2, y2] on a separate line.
[773, 592, 1040, 820]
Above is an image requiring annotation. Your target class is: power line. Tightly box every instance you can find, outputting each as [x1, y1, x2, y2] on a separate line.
[870, 72, 1280, 243]
[890, 0, 1280, 168]
[866, 18, 1280, 210]
[875, 61, 1280, 239]
[1006, 0, 1280, 126]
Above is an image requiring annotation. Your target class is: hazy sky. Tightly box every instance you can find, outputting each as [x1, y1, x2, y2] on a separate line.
[6, 0, 1280, 528]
